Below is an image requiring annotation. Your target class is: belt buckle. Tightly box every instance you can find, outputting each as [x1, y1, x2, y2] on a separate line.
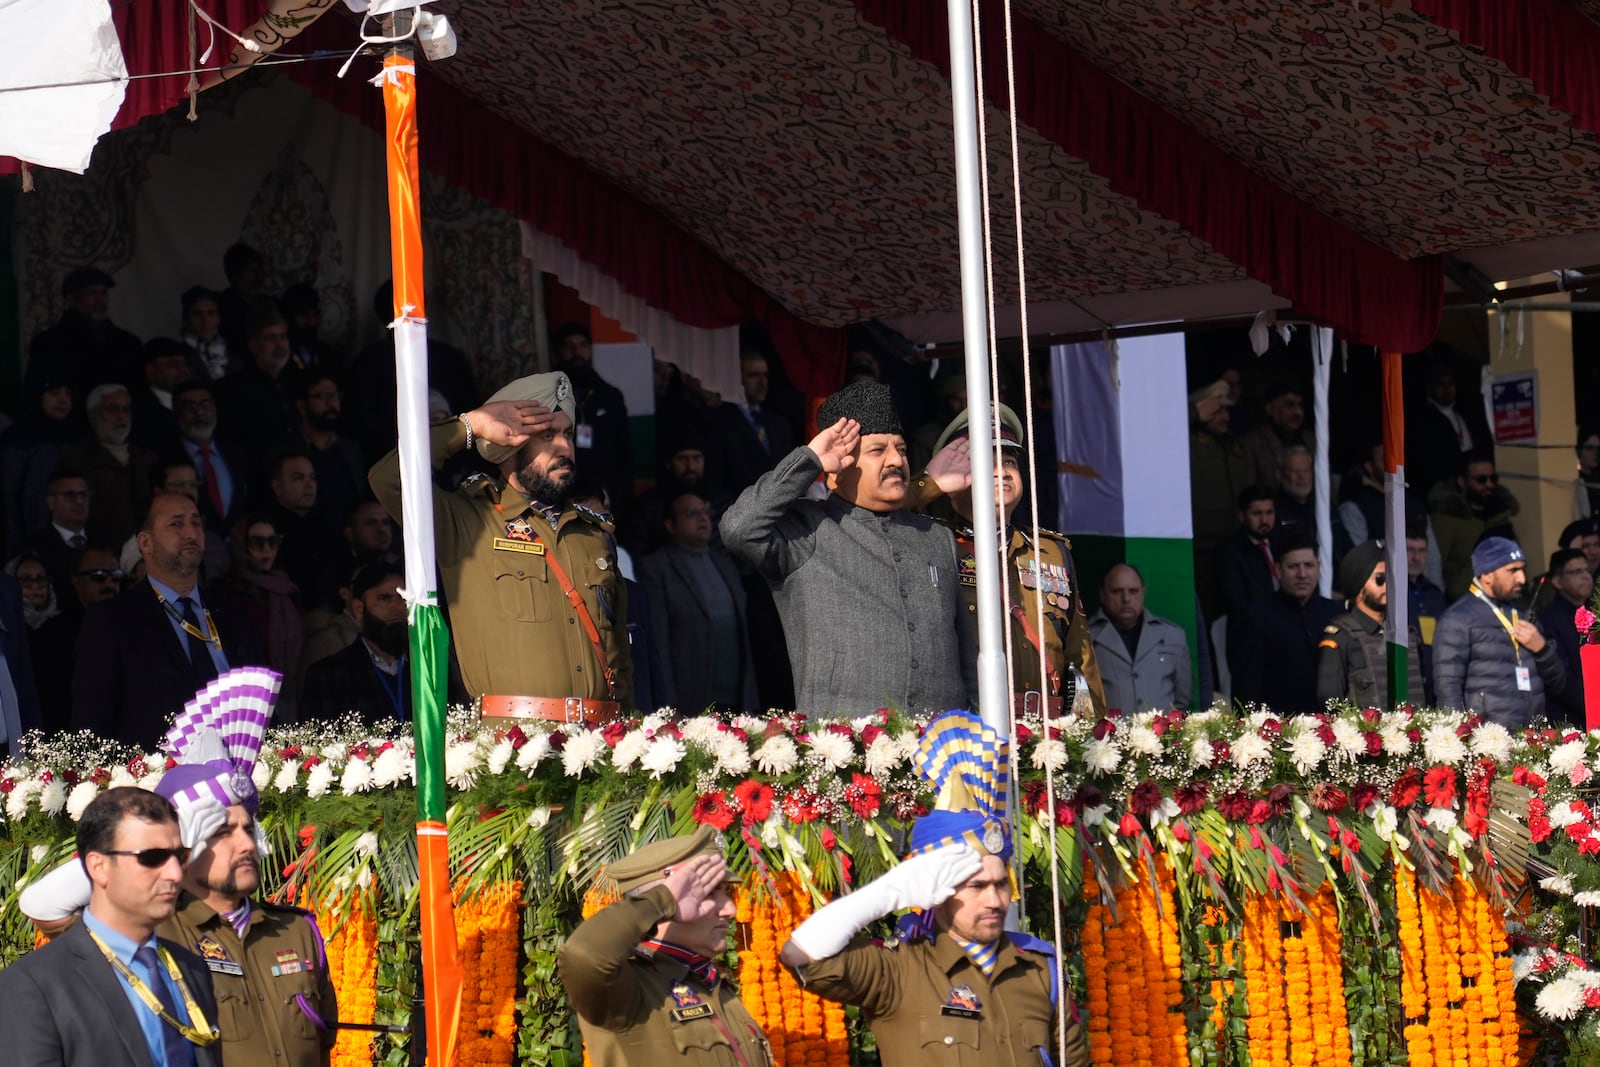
[1022, 691, 1043, 718]
[564, 697, 585, 724]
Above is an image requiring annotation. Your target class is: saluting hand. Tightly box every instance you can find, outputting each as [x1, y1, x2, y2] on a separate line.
[1513, 618, 1547, 654]
[654, 853, 729, 923]
[808, 418, 860, 474]
[925, 437, 972, 494]
[469, 401, 557, 448]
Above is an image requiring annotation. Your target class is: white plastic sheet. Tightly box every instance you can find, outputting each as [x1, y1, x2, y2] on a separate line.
[0, 0, 127, 173]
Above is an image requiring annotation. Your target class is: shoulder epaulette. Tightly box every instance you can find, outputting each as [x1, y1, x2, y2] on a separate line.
[1007, 931, 1057, 958]
[1036, 528, 1073, 548]
[571, 503, 616, 531]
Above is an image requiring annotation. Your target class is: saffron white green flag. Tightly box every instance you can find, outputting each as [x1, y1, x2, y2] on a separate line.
[1052, 335, 1198, 665]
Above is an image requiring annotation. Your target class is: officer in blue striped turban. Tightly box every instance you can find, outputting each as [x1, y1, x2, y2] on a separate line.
[780, 709, 1089, 1067]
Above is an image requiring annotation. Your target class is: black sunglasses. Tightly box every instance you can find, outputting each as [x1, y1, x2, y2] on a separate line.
[101, 846, 190, 868]
[1373, 573, 1387, 587]
[75, 568, 124, 581]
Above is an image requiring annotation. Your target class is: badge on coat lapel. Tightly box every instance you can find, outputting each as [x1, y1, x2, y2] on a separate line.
[195, 934, 244, 976]
[669, 982, 715, 1022]
[940, 984, 983, 1019]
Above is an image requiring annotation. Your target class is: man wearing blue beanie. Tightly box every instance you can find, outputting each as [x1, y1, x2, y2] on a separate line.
[1432, 536, 1566, 726]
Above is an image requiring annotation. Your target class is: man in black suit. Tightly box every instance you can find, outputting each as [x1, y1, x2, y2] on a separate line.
[173, 380, 247, 532]
[0, 571, 42, 759]
[24, 466, 94, 603]
[714, 350, 797, 496]
[1227, 535, 1341, 713]
[1213, 484, 1279, 619]
[0, 787, 222, 1067]
[70, 493, 262, 750]
[299, 561, 410, 725]
[636, 490, 758, 712]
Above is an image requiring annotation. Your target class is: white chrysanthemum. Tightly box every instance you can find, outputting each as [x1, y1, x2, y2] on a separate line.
[807, 732, 855, 772]
[65, 781, 99, 821]
[639, 737, 686, 778]
[372, 746, 409, 788]
[446, 742, 483, 789]
[341, 757, 374, 795]
[862, 735, 900, 777]
[486, 739, 515, 776]
[514, 733, 550, 772]
[1575, 891, 1600, 908]
[712, 734, 752, 777]
[676, 716, 723, 747]
[1125, 726, 1162, 757]
[1549, 738, 1590, 775]
[1424, 807, 1458, 833]
[1573, 967, 1600, 989]
[1188, 737, 1214, 768]
[894, 730, 921, 760]
[1470, 722, 1515, 764]
[1288, 730, 1327, 775]
[1081, 804, 1111, 827]
[755, 735, 799, 775]
[1550, 802, 1586, 829]
[1187, 710, 1224, 727]
[38, 780, 67, 816]
[1537, 976, 1586, 1020]
[250, 761, 271, 792]
[321, 742, 349, 763]
[1380, 723, 1413, 758]
[5, 779, 38, 820]
[527, 806, 551, 829]
[108, 768, 138, 789]
[273, 762, 301, 793]
[1540, 873, 1576, 896]
[1083, 738, 1121, 775]
[611, 730, 650, 772]
[1422, 723, 1467, 766]
[1030, 739, 1068, 773]
[306, 763, 335, 799]
[354, 831, 379, 858]
[561, 731, 607, 778]
[30, 843, 48, 864]
[1331, 719, 1365, 759]
[1231, 732, 1273, 769]
[138, 771, 164, 791]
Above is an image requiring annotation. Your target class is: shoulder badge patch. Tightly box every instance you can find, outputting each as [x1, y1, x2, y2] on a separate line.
[572, 503, 615, 530]
[1323, 624, 1340, 634]
[669, 982, 714, 1022]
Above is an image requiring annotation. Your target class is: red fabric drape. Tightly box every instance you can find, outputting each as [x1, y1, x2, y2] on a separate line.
[1412, 0, 1600, 143]
[5, 5, 843, 398]
[853, 0, 1446, 354]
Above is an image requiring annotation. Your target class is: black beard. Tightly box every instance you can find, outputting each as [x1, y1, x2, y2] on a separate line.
[364, 615, 410, 658]
[520, 464, 573, 507]
[202, 857, 257, 899]
[312, 409, 341, 432]
[1359, 588, 1386, 614]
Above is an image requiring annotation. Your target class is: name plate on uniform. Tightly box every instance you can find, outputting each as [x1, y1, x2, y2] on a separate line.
[493, 537, 547, 555]
[670, 1004, 714, 1022]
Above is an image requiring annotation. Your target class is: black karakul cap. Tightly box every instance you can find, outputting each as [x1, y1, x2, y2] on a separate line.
[62, 266, 114, 295]
[816, 380, 902, 436]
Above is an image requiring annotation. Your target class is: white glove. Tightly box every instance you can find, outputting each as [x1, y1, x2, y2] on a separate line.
[788, 843, 982, 960]
[178, 794, 228, 851]
[18, 857, 91, 923]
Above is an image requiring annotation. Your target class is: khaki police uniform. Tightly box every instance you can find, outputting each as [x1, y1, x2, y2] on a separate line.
[1314, 609, 1425, 709]
[162, 892, 336, 1067]
[370, 418, 632, 705]
[797, 933, 1088, 1067]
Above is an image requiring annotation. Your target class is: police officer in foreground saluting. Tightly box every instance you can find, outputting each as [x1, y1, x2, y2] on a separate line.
[780, 709, 1090, 1067]
[909, 404, 1106, 716]
[558, 828, 771, 1067]
[370, 371, 633, 721]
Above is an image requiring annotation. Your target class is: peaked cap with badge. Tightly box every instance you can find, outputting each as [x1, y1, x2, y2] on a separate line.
[603, 826, 736, 895]
[477, 371, 577, 464]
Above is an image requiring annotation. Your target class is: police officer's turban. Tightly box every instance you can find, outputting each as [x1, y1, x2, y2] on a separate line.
[816, 381, 902, 437]
[477, 371, 579, 465]
[1336, 539, 1386, 603]
[907, 708, 1013, 863]
[157, 667, 282, 818]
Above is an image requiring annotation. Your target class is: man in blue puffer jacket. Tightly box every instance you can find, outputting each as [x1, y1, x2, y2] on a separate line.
[1433, 536, 1566, 726]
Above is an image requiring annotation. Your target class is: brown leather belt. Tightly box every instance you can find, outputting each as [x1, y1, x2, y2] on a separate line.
[1013, 692, 1065, 718]
[477, 695, 621, 726]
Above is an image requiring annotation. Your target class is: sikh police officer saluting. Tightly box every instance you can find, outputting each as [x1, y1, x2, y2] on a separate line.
[370, 371, 633, 720]
[910, 405, 1106, 716]
[558, 828, 772, 1067]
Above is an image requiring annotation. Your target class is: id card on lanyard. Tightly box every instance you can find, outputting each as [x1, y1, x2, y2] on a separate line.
[1469, 583, 1531, 690]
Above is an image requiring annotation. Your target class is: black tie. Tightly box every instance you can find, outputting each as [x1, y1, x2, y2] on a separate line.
[181, 597, 220, 684]
[132, 945, 193, 1066]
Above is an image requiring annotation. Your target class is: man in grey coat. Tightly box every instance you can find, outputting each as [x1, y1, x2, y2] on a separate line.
[722, 381, 977, 716]
[636, 489, 759, 712]
[1088, 563, 1191, 712]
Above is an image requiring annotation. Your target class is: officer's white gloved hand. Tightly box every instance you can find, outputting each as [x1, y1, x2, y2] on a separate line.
[178, 794, 228, 851]
[787, 843, 983, 961]
[18, 856, 91, 923]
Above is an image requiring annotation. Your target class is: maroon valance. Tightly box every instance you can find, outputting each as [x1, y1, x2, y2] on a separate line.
[854, 0, 1446, 353]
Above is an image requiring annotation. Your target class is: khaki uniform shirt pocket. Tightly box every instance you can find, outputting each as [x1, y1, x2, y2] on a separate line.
[920, 1015, 981, 1064]
[215, 984, 258, 1042]
[669, 1016, 737, 1065]
[284, 974, 324, 1041]
[494, 552, 553, 623]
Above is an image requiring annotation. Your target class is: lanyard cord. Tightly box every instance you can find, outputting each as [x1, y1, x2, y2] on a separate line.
[1468, 583, 1522, 661]
[87, 931, 220, 1046]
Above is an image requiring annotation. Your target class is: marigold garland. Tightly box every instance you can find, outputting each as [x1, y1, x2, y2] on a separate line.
[1079, 862, 1187, 1067]
[736, 873, 848, 1067]
[315, 895, 380, 1067]
[455, 880, 523, 1067]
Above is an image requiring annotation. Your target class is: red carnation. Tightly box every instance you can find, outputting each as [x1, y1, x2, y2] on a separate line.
[1309, 783, 1348, 814]
[547, 730, 567, 751]
[1406, 727, 1422, 746]
[506, 725, 528, 750]
[1093, 718, 1117, 740]
[1170, 821, 1190, 843]
[1350, 783, 1380, 812]
[1423, 766, 1457, 809]
[1053, 803, 1075, 828]
[826, 723, 854, 736]
[1581, 837, 1600, 856]
[601, 721, 627, 747]
[1210, 740, 1232, 766]
[1130, 780, 1164, 816]
[733, 779, 775, 825]
[1246, 800, 1273, 825]
[1216, 790, 1254, 821]
[861, 724, 885, 746]
[845, 773, 882, 819]
[692, 791, 736, 831]
[1314, 723, 1337, 747]
[1566, 822, 1593, 843]
[1174, 783, 1210, 814]
[1389, 769, 1422, 808]
[1363, 731, 1383, 757]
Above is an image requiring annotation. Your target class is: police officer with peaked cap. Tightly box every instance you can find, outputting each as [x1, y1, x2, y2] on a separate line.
[369, 371, 633, 720]
[558, 827, 772, 1067]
